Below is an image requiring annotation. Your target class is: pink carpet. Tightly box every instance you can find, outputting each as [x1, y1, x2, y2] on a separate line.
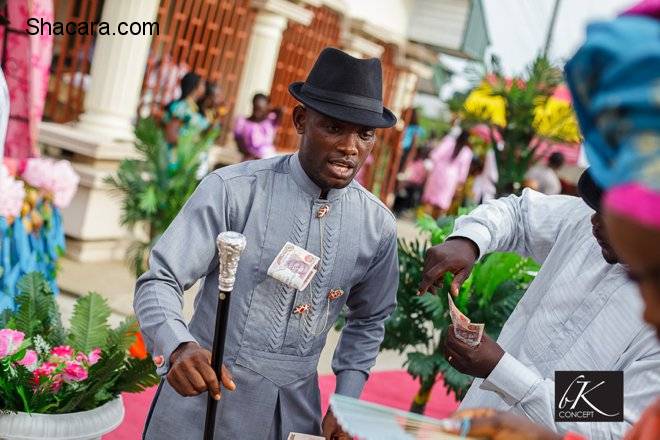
[104, 370, 459, 439]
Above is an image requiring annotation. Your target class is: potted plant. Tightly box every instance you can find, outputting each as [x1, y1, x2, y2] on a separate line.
[0, 272, 159, 439]
[105, 117, 219, 276]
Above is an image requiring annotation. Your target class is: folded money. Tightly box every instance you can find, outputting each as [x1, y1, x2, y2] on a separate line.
[268, 242, 320, 291]
[448, 293, 484, 346]
[287, 434, 324, 440]
[329, 394, 478, 439]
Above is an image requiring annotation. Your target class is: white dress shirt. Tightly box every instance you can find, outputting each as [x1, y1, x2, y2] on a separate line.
[450, 189, 660, 440]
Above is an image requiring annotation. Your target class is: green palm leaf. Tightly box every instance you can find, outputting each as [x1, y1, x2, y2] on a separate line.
[67, 293, 111, 353]
[112, 357, 159, 393]
[106, 316, 140, 351]
[14, 273, 52, 338]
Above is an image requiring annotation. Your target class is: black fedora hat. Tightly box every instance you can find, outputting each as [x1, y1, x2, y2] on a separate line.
[289, 47, 397, 128]
[578, 168, 603, 212]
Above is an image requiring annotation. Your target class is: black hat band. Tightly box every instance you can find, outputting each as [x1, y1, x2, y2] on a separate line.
[300, 83, 383, 114]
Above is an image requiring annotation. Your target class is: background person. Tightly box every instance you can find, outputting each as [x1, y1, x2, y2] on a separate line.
[398, 108, 425, 172]
[525, 152, 565, 195]
[233, 93, 282, 161]
[162, 72, 209, 145]
[421, 129, 473, 217]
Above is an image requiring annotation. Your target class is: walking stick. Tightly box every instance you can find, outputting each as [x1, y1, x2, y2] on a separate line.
[203, 232, 247, 440]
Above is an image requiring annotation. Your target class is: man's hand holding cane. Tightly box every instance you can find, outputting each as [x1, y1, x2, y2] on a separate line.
[167, 342, 235, 400]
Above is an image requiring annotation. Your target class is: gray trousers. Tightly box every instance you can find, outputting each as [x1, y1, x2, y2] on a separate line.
[143, 364, 322, 440]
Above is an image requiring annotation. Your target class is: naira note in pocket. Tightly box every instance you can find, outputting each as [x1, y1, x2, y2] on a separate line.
[268, 242, 320, 291]
[287, 434, 324, 440]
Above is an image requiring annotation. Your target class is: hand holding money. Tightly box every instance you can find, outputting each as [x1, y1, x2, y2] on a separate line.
[447, 294, 484, 346]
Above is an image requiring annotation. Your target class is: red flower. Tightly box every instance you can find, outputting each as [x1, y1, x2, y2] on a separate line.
[129, 331, 148, 360]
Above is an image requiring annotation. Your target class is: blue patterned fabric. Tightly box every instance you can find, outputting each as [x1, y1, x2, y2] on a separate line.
[564, 15, 660, 191]
[0, 206, 64, 310]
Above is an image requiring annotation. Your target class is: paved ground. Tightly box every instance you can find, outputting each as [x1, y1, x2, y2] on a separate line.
[55, 217, 423, 374]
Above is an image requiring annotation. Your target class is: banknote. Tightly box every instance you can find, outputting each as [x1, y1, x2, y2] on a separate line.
[287, 434, 324, 440]
[447, 293, 484, 346]
[268, 242, 320, 290]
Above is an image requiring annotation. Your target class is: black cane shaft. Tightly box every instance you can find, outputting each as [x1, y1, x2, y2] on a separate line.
[203, 289, 232, 440]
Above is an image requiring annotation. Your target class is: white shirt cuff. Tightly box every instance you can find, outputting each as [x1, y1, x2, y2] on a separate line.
[480, 352, 541, 406]
[448, 223, 492, 260]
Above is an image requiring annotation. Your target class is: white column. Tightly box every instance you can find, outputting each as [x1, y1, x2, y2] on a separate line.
[340, 34, 384, 59]
[234, 12, 288, 118]
[234, 0, 313, 118]
[77, 0, 159, 141]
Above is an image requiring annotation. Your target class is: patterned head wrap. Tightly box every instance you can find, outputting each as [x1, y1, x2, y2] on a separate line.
[565, 1, 660, 228]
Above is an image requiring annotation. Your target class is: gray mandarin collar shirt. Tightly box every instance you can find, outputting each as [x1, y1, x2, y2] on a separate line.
[134, 153, 398, 439]
[452, 189, 660, 440]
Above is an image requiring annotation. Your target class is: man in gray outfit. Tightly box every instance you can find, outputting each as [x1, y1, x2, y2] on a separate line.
[135, 48, 400, 439]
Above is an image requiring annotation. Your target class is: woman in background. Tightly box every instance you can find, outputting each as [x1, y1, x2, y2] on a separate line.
[421, 129, 472, 217]
[163, 72, 209, 146]
[233, 93, 282, 161]
[398, 108, 425, 172]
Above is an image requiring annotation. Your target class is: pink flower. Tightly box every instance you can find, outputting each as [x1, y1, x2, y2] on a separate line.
[17, 350, 38, 370]
[87, 348, 101, 366]
[0, 165, 26, 219]
[0, 329, 25, 359]
[51, 374, 63, 392]
[49, 345, 74, 361]
[21, 158, 79, 208]
[32, 361, 59, 385]
[75, 352, 88, 364]
[62, 361, 88, 383]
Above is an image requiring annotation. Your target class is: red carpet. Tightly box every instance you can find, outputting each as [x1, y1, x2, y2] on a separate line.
[104, 370, 459, 439]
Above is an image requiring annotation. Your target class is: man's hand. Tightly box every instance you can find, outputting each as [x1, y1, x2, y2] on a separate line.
[418, 238, 479, 296]
[443, 325, 504, 378]
[322, 409, 351, 440]
[167, 341, 235, 400]
[444, 409, 562, 440]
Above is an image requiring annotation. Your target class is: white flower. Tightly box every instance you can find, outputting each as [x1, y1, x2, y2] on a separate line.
[33, 335, 51, 357]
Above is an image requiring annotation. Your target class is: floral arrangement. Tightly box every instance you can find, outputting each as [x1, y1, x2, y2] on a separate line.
[0, 272, 158, 414]
[457, 57, 581, 194]
[0, 158, 79, 307]
[463, 78, 580, 144]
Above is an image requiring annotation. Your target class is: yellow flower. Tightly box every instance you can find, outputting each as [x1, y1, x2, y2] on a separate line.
[463, 83, 507, 127]
[532, 96, 582, 143]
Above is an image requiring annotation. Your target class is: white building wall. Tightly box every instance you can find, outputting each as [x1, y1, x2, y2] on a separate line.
[344, 0, 414, 43]
[407, 0, 470, 50]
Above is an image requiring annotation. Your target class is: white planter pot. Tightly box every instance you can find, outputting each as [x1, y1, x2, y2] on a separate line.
[0, 396, 124, 440]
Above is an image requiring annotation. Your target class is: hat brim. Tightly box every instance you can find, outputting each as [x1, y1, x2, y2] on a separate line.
[577, 168, 603, 212]
[289, 82, 397, 129]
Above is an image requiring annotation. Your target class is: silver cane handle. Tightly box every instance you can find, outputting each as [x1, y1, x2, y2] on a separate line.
[216, 232, 247, 293]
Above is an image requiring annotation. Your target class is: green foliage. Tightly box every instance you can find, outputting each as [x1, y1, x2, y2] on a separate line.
[112, 357, 160, 394]
[0, 273, 160, 414]
[67, 293, 111, 353]
[384, 213, 538, 409]
[418, 115, 450, 141]
[13, 273, 65, 346]
[105, 117, 219, 276]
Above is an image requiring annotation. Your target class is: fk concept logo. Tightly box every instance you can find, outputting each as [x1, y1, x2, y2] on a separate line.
[555, 371, 623, 422]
